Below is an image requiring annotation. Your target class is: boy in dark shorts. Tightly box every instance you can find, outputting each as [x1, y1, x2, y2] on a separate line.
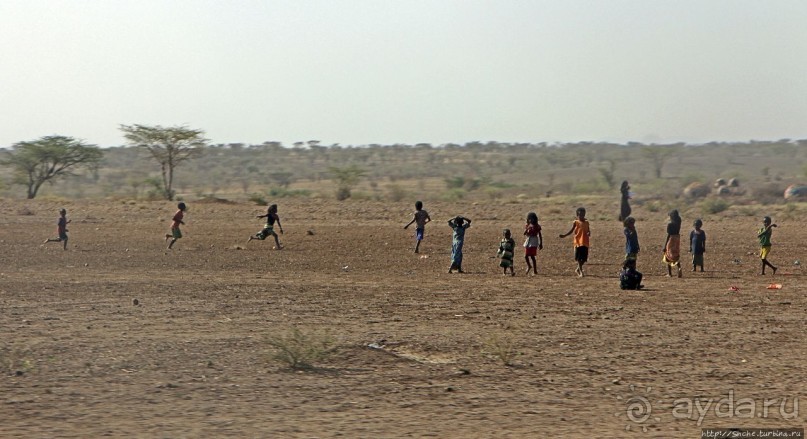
[248, 204, 284, 249]
[44, 208, 70, 250]
[559, 207, 591, 277]
[404, 200, 431, 253]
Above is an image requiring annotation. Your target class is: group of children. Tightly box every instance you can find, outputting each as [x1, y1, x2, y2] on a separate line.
[405, 201, 592, 277]
[42, 199, 782, 286]
[400, 200, 781, 286]
[618, 211, 778, 289]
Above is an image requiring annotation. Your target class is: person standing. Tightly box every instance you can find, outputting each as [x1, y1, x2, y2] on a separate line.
[662, 210, 683, 277]
[689, 219, 706, 272]
[523, 212, 543, 276]
[624, 216, 640, 262]
[497, 229, 516, 276]
[448, 216, 471, 273]
[559, 207, 591, 277]
[619, 181, 632, 222]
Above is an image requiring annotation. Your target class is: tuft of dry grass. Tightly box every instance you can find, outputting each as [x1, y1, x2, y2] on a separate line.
[265, 328, 337, 370]
[482, 331, 517, 366]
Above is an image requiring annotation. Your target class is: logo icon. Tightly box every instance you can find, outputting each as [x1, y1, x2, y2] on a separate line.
[620, 385, 661, 432]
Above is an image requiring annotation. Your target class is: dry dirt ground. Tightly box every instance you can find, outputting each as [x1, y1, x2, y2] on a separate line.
[1, 198, 805, 438]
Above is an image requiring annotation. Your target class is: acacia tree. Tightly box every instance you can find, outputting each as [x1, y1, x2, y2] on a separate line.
[329, 165, 366, 200]
[2, 135, 103, 199]
[120, 124, 207, 200]
[641, 145, 677, 179]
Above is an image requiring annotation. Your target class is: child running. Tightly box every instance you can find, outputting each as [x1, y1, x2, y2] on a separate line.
[44, 208, 70, 250]
[689, 219, 706, 272]
[624, 216, 640, 262]
[758, 216, 778, 275]
[559, 207, 591, 277]
[523, 212, 543, 275]
[248, 204, 284, 249]
[662, 209, 683, 277]
[404, 200, 431, 253]
[448, 216, 471, 273]
[165, 202, 187, 250]
[496, 229, 516, 276]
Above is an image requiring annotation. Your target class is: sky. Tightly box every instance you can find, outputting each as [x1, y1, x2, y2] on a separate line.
[2, 0, 807, 148]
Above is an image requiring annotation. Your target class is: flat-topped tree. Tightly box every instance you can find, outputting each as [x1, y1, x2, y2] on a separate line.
[3, 135, 103, 199]
[120, 124, 207, 200]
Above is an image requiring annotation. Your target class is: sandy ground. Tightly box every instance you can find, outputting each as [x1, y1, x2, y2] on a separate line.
[1, 198, 805, 438]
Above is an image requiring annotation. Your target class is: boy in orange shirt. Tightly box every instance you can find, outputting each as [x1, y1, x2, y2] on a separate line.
[559, 207, 591, 277]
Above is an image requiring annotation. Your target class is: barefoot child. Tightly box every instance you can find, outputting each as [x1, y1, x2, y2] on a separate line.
[248, 204, 284, 249]
[448, 216, 471, 273]
[758, 216, 778, 275]
[524, 212, 543, 275]
[689, 219, 706, 272]
[404, 201, 431, 253]
[662, 210, 683, 277]
[559, 207, 591, 277]
[44, 208, 70, 250]
[165, 202, 187, 250]
[497, 229, 516, 276]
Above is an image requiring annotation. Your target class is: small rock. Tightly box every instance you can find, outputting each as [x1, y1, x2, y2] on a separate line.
[306, 230, 315, 235]
[132, 298, 139, 306]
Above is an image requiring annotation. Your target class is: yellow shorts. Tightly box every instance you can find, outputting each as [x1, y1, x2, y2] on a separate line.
[760, 246, 771, 260]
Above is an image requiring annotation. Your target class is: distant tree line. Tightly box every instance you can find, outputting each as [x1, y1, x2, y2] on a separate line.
[2, 130, 807, 201]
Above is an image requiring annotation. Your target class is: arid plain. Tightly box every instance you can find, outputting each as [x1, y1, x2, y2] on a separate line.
[1, 197, 805, 438]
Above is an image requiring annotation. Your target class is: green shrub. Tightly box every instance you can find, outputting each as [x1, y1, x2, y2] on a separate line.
[268, 187, 312, 198]
[248, 193, 268, 206]
[442, 188, 466, 201]
[701, 198, 730, 214]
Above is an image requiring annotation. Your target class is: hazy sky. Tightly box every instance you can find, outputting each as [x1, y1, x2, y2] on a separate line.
[2, 0, 806, 148]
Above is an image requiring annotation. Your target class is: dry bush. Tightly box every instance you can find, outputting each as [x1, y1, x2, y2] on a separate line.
[265, 328, 337, 370]
[753, 183, 788, 205]
[701, 198, 730, 215]
[482, 331, 517, 366]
